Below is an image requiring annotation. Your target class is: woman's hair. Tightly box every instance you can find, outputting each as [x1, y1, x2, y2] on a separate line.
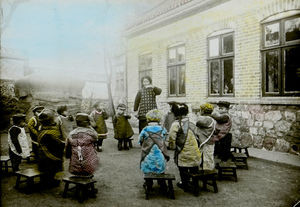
[141, 76, 152, 86]
[93, 101, 101, 108]
[171, 102, 189, 117]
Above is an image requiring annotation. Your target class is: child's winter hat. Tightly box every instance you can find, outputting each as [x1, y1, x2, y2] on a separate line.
[32, 105, 44, 113]
[146, 109, 162, 122]
[12, 114, 26, 125]
[117, 103, 126, 110]
[38, 108, 55, 125]
[217, 101, 230, 109]
[200, 103, 214, 114]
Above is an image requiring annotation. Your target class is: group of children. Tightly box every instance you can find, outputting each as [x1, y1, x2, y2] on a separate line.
[7, 98, 232, 194]
[7, 101, 136, 187]
[139, 101, 232, 192]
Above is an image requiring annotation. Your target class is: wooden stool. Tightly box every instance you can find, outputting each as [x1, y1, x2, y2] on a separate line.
[231, 146, 250, 157]
[62, 176, 97, 203]
[1, 156, 12, 174]
[143, 173, 175, 200]
[15, 168, 44, 193]
[189, 169, 218, 196]
[232, 152, 248, 169]
[218, 161, 237, 182]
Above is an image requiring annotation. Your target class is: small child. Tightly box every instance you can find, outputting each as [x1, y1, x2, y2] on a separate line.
[90, 101, 109, 152]
[196, 103, 216, 170]
[162, 101, 176, 149]
[113, 103, 134, 151]
[56, 105, 75, 142]
[27, 105, 44, 160]
[139, 109, 170, 190]
[8, 114, 31, 172]
[211, 101, 232, 161]
[66, 113, 99, 178]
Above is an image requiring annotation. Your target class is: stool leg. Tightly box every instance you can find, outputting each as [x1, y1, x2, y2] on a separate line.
[90, 183, 97, 198]
[15, 175, 21, 189]
[218, 169, 222, 180]
[212, 177, 218, 193]
[63, 182, 69, 198]
[78, 185, 85, 203]
[245, 148, 249, 157]
[245, 159, 248, 170]
[202, 178, 207, 191]
[168, 180, 175, 199]
[233, 169, 237, 182]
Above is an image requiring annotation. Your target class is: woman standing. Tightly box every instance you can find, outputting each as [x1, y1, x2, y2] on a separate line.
[134, 76, 162, 133]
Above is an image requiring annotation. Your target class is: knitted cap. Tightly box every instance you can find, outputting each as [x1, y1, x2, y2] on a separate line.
[217, 101, 230, 109]
[38, 109, 55, 125]
[12, 114, 26, 124]
[200, 103, 214, 114]
[32, 105, 44, 112]
[146, 109, 162, 122]
[76, 113, 90, 122]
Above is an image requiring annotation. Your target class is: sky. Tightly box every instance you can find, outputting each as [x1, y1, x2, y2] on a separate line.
[1, 0, 162, 74]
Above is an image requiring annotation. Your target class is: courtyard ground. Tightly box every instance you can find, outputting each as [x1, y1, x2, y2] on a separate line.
[1, 129, 299, 207]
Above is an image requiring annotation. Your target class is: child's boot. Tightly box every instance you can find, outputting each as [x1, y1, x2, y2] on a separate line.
[118, 140, 123, 151]
[123, 139, 129, 150]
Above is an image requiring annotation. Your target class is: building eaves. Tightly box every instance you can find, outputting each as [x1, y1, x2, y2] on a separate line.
[125, 0, 229, 38]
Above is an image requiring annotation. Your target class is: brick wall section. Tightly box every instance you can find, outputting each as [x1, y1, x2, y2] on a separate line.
[126, 0, 300, 153]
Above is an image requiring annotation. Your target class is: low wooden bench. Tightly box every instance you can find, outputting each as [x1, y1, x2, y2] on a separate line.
[218, 161, 237, 182]
[231, 146, 250, 157]
[143, 173, 175, 200]
[1, 156, 12, 174]
[232, 152, 248, 169]
[189, 169, 218, 196]
[15, 168, 44, 193]
[62, 176, 97, 203]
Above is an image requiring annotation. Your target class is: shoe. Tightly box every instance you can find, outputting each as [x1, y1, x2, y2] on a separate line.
[97, 147, 102, 152]
[177, 181, 188, 192]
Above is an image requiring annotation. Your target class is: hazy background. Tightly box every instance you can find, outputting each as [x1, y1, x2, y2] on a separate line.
[1, 0, 163, 74]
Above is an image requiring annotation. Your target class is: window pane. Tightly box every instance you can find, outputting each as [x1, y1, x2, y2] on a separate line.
[222, 34, 234, 54]
[139, 56, 146, 71]
[178, 46, 185, 62]
[145, 55, 152, 69]
[285, 17, 300, 42]
[209, 38, 219, 57]
[284, 47, 300, 92]
[210, 61, 220, 94]
[265, 51, 279, 93]
[265, 23, 280, 47]
[223, 59, 234, 94]
[169, 67, 176, 95]
[178, 65, 185, 95]
[168, 48, 176, 64]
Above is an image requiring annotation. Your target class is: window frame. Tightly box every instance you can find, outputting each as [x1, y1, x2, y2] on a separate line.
[138, 53, 152, 89]
[261, 14, 300, 96]
[207, 31, 235, 97]
[167, 44, 186, 97]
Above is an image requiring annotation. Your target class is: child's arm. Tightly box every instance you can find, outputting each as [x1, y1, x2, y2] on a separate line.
[9, 127, 22, 154]
[153, 87, 162, 95]
[102, 110, 109, 120]
[211, 113, 229, 123]
[28, 117, 38, 136]
[134, 90, 141, 112]
[168, 122, 179, 150]
[89, 112, 96, 127]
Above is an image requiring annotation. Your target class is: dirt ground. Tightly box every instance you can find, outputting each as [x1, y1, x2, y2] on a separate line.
[1, 129, 300, 207]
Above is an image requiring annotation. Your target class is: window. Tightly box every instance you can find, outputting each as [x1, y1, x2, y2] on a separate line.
[208, 32, 234, 96]
[262, 14, 300, 96]
[167, 45, 185, 96]
[138, 53, 152, 88]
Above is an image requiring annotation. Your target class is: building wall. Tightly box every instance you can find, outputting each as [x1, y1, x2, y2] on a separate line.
[126, 0, 300, 152]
